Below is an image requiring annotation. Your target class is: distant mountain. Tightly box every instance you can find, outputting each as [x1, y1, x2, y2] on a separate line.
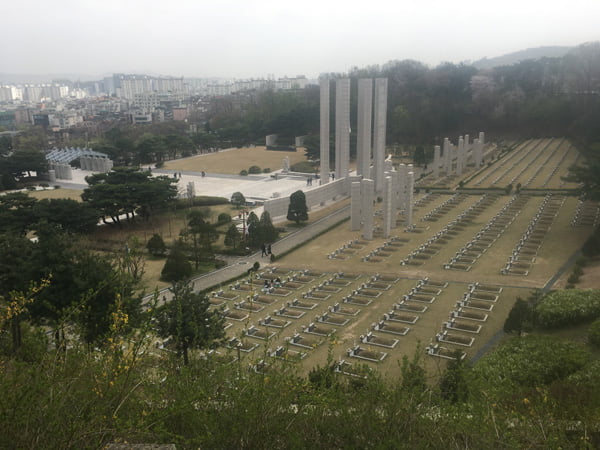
[472, 46, 573, 69]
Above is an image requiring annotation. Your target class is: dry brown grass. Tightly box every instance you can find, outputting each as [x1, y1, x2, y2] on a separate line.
[27, 188, 83, 202]
[164, 146, 309, 174]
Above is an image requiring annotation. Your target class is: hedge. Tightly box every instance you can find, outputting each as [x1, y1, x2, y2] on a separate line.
[535, 289, 600, 328]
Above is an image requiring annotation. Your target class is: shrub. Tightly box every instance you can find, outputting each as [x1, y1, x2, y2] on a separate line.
[535, 289, 600, 328]
[146, 233, 167, 257]
[582, 230, 600, 256]
[217, 213, 231, 224]
[39, 182, 49, 188]
[473, 335, 591, 389]
[161, 242, 192, 282]
[262, 168, 271, 173]
[230, 192, 246, 208]
[239, 170, 248, 176]
[155, 161, 164, 168]
[589, 318, 600, 348]
[248, 166, 261, 174]
[290, 161, 315, 173]
[173, 196, 229, 209]
[567, 273, 580, 285]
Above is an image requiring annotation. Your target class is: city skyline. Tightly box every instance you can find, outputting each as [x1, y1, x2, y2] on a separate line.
[2, 0, 599, 79]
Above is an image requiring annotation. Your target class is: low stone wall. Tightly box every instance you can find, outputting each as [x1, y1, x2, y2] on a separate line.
[264, 176, 358, 219]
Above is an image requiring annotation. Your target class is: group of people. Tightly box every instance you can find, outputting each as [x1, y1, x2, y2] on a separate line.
[263, 276, 282, 291]
[261, 243, 272, 257]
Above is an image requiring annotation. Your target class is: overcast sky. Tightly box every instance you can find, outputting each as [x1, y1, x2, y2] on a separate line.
[3, 0, 599, 79]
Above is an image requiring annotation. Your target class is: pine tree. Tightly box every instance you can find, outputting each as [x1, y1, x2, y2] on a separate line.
[287, 190, 308, 225]
[161, 240, 192, 282]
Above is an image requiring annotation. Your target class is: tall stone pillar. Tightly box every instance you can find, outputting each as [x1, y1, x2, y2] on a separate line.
[391, 170, 400, 229]
[479, 131, 485, 147]
[406, 171, 415, 227]
[350, 181, 362, 231]
[319, 79, 330, 184]
[457, 136, 464, 175]
[335, 78, 351, 180]
[397, 163, 407, 211]
[382, 176, 392, 238]
[357, 79, 372, 178]
[433, 145, 441, 179]
[361, 179, 375, 240]
[373, 78, 388, 193]
[464, 134, 470, 166]
[473, 138, 482, 167]
[443, 138, 451, 175]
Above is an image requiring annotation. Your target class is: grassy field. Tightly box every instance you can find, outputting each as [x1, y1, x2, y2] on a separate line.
[164, 146, 309, 174]
[27, 188, 83, 201]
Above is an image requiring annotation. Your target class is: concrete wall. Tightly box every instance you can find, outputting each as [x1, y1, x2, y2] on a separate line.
[263, 176, 357, 220]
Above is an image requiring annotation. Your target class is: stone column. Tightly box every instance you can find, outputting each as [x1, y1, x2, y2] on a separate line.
[319, 79, 330, 184]
[443, 138, 451, 175]
[350, 181, 362, 231]
[473, 138, 481, 167]
[464, 134, 470, 166]
[397, 163, 406, 211]
[457, 136, 464, 175]
[406, 171, 415, 227]
[373, 78, 388, 193]
[361, 178, 375, 240]
[391, 170, 400, 229]
[356, 78, 372, 178]
[382, 176, 392, 238]
[335, 78, 351, 180]
[479, 131, 485, 147]
[433, 145, 441, 179]
[63, 165, 73, 180]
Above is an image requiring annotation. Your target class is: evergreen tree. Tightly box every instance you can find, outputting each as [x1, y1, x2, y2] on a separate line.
[504, 297, 535, 335]
[246, 211, 260, 247]
[155, 280, 225, 364]
[259, 210, 278, 243]
[224, 223, 241, 249]
[146, 234, 167, 257]
[287, 190, 309, 225]
[230, 191, 246, 208]
[161, 240, 192, 282]
[439, 352, 470, 403]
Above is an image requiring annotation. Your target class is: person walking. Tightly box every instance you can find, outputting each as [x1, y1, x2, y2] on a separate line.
[261, 243, 267, 257]
[267, 244, 272, 255]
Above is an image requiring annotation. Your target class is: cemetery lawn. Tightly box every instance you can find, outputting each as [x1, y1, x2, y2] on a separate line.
[164, 146, 310, 174]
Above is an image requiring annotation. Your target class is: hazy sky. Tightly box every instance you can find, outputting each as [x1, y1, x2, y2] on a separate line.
[3, 0, 599, 79]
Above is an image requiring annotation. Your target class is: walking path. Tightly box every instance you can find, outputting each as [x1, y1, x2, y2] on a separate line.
[144, 204, 350, 303]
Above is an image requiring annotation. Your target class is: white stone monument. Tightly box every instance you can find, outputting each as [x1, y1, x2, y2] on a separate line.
[335, 78, 351, 180]
[382, 176, 393, 238]
[350, 181, 362, 231]
[373, 78, 388, 193]
[357, 79, 373, 178]
[319, 79, 330, 184]
[433, 145, 441, 179]
[361, 179, 375, 240]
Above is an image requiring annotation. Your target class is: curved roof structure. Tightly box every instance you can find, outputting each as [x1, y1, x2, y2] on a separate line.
[45, 147, 109, 164]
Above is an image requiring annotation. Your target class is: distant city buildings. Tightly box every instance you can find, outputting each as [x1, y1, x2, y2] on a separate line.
[0, 72, 315, 135]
